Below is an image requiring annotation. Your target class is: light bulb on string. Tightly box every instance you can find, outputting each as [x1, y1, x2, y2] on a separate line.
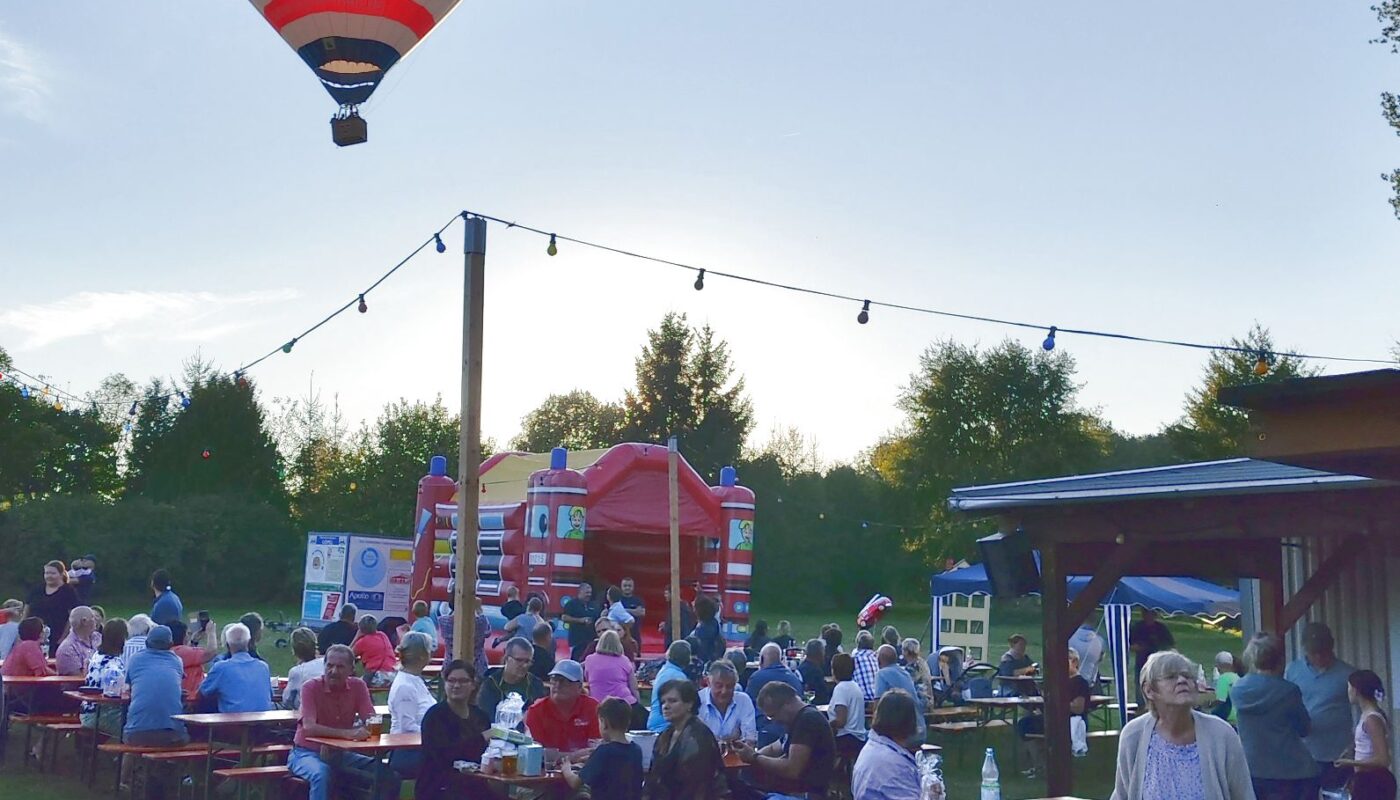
[357, 294, 368, 314]
[1253, 352, 1269, 376]
[234, 371, 249, 389]
[20, 385, 30, 399]
[54, 401, 64, 411]
[42, 385, 50, 397]
[129, 401, 139, 417]
[201, 448, 211, 460]
[857, 300, 871, 325]
[123, 421, 132, 433]
[547, 234, 558, 257]
[693, 269, 705, 291]
[434, 233, 446, 254]
[1042, 326, 1057, 351]
[348, 481, 358, 492]
[179, 391, 191, 409]
[282, 338, 297, 354]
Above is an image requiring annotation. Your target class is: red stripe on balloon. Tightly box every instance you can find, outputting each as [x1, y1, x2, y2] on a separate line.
[263, 0, 435, 39]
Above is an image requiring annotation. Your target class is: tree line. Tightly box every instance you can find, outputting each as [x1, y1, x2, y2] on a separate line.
[0, 318, 1317, 607]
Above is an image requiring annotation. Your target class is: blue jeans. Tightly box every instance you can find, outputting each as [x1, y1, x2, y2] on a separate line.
[289, 746, 400, 800]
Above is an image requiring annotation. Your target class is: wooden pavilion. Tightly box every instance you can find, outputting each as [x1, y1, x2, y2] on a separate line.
[947, 368, 1400, 796]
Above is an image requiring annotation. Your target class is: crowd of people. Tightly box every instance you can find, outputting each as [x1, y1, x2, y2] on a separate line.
[5, 559, 1397, 800]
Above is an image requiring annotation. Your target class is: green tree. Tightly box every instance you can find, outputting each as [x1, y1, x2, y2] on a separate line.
[127, 373, 285, 503]
[622, 313, 754, 480]
[511, 390, 624, 452]
[0, 381, 122, 505]
[1165, 324, 1320, 461]
[1376, 1, 1400, 217]
[884, 339, 1113, 563]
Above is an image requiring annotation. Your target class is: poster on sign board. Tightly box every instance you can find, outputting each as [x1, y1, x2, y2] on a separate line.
[302, 533, 349, 627]
[344, 536, 414, 622]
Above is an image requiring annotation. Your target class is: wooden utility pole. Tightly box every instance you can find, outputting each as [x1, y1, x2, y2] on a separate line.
[453, 215, 486, 663]
[668, 437, 681, 643]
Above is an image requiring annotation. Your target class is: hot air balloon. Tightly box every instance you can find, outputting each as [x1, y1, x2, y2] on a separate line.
[248, 0, 461, 146]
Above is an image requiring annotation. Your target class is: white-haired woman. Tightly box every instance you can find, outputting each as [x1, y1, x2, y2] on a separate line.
[388, 631, 434, 778]
[1112, 650, 1255, 800]
[123, 614, 153, 664]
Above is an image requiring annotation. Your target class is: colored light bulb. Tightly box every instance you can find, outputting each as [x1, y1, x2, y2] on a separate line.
[358, 294, 368, 314]
[857, 300, 870, 325]
[547, 234, 558, 256]
[1253, 354, 1269, 376]
[694, 270, 705, 291]
[1042, 326, 1057, 351]
[434, 233, 446, 254]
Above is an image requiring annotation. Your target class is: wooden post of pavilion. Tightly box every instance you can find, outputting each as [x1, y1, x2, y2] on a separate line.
[453, 215, 486, 665]
[1039, 541, 1073, 795]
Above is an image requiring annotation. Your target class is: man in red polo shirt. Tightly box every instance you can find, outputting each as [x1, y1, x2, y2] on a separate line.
[523, 659, 600, 756]
[288, 644, 399, 800]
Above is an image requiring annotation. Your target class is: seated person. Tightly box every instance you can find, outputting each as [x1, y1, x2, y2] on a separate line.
[408, 601, 438, 651]
[997, 634, 1037, 696]
[503, 596, 545, 640]
[55, 605, 101, 676]
[499, 587, 526, 628]
[772, 621, 796, 652]
[80, 618, 128, 736]
[698, 660, 757, 744]
[827, 653, 868, 761]
[351, 615, 398, 688]
[529, 621, 556, 683]
[580, 618, 639, 660]
[418, 660, 491, 800]
[523, 660, 600, 756]
[198, 622, 272, 713]
[874, 645, 925, 746]
[123, 626, 190, 747]
[734, 681, 836, 800]
[746, 643, 804, 746]
[215, 613, 266, 663]
[562, 697, 644, 800]
[2, 617, 59, 713]
[288, 645, 399, 800]
[170, 620, 219, 702]
[648, 641, 693, 733]
[388, 632, 435, 778]
[852, 690, 921, 800]
[644, 679, 729, 799]
[317, 603, 359, 655]
[283, 627, 326, 711]
[797, 639, 830, 705]
[476, 636, 545, 723]
[1016, 651, 1091, 778]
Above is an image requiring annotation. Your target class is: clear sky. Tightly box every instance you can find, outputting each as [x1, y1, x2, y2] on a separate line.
[2, 3, 1397, 467]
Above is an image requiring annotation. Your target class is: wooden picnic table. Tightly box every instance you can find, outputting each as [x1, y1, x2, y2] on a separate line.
[308, 732, 420, 800]
[173, 705, 390, 800]
[62, 689, 128, 785]
[0, 676, 86, 781]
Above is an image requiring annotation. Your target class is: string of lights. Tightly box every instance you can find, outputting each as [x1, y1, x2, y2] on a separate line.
[4, 207, 1395, 419]
[462, 209, 1396, 370]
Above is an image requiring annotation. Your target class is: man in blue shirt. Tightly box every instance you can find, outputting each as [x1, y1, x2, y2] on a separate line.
[698, 660, 757, 744]
[149, 569, 183, 627]
[746, 643, 804, 746]
[874, 645, 926, 745]
[199, 622, 273, 713]
[124, 626, 189, 746]
[1284, 622, 1356, 791]
[647, 640, 691, 732]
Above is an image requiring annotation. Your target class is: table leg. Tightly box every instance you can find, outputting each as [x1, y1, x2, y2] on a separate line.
[87, 703, 102, 786]
[370, 747, 382, 800]
[237, 729, 252, 800]
[202, 727, 216, 800]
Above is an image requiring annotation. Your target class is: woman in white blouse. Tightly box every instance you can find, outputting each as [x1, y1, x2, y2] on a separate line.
[388, 631, 436, 778]
[282, 628, 324, 710]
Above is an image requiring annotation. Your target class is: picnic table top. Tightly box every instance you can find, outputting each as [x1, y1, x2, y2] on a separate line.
[62, 689, 127, 705]
[307, 733, 421, 752]
[173, 704, 389, 727]
[2, 674, 85, 685]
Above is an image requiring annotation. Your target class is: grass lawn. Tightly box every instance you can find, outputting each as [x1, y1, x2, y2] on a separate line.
[0, 594, 1239, 800]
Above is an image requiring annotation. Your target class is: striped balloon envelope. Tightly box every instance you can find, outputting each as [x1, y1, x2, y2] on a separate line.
[249, 0, 461, 145]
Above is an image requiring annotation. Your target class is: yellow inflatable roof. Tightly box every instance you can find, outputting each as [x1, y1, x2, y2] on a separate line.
[479, 449, 610, 505]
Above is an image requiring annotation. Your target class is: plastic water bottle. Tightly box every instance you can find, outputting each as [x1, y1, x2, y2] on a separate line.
[980, 747, 1001, 800]
[101, 661, 125, 698]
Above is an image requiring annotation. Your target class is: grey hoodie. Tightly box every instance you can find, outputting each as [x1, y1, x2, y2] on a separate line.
[1231, 672, 1318, 780]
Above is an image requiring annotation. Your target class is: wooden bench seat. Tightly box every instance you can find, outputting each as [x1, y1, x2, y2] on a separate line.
[1024, 730, 1121, 739]
[214, 765, 291, 782]
[927, 706, 979, 720]
[930, 719, 1010, 734]
[141, 744, 291, 763]
[10, 713, 80, 725]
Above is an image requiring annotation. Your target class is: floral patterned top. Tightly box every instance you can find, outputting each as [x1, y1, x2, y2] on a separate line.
[1142, 728, 1206, 800]
[80, 652, 124, 715]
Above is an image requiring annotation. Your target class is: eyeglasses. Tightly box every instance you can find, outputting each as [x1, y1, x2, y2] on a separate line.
[507, 654, 533, 666]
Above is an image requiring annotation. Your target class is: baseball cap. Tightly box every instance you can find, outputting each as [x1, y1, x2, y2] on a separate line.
[146, 625, 174, 650]
[547, 659, 584, 682]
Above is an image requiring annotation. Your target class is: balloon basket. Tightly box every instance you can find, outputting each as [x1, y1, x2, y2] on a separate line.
[331, 112, 367, 147]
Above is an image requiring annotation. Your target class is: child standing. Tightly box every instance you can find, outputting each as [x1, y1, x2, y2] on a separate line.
[1335, 669, 1396, 800]
[562, 697, 643, 800]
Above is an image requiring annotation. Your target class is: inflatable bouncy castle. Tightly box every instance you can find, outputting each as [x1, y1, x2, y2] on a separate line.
[410, 444, 757, 653]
